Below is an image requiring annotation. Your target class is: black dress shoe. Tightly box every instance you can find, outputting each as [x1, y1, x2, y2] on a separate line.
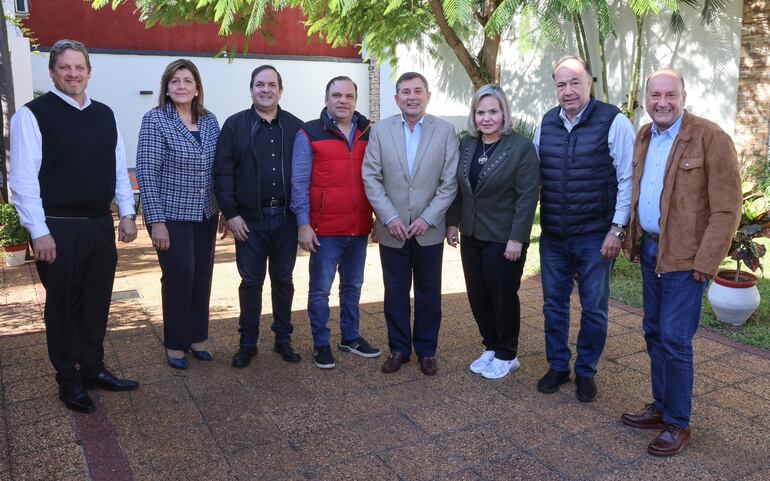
[58, 385, 96, 414]
[232, 346, 258, 368]
[82, 369, 139, 392]
[575, 375, 597, 402]
[537, 369, 571, 393]
[274, 342, 301, 363]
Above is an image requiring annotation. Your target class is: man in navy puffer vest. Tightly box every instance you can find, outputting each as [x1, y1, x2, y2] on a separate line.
[533, 56, 635, 402]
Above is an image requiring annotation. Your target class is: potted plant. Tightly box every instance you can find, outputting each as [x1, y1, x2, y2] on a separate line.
[707, 182, 770, 326]
[0, 203, 30, 267]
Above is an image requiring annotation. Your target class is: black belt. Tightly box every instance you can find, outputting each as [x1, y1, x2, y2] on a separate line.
[260, 199, 286, 208]
[644, 231, 660, 242]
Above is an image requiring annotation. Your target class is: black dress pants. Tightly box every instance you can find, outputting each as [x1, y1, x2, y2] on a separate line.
[154, 218, 217, 350]
[36, 215, 117, 388]
[460, 235, 528, 361]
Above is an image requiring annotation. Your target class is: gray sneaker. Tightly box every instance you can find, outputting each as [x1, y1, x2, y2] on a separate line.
[338, 337, 381, 358]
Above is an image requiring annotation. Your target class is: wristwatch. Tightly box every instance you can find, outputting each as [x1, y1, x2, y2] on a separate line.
[121, 214, 137, 221]
[609, 224, 626, 241]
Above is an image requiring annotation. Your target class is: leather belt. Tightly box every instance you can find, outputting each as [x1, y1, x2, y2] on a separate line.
[644, 231, 660, 242]
[260, 198, 286, 208]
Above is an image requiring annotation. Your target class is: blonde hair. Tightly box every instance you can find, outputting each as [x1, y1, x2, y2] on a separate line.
[467, 84, 513, 137]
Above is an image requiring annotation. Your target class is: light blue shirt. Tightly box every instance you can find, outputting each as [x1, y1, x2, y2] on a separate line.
[638, 112, 685, 234]
[402, 114, 424, 177]
[532, 104, 636, 226]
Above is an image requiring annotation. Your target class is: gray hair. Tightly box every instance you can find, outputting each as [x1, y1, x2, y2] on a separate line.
[467, 84, 513, 137]
[49, 39, 91, 72]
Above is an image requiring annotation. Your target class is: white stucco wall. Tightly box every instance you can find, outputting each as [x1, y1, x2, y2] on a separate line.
[30, 53, 370, 167]
[381, 4, 743, 135]
[3, 0, 34, 109]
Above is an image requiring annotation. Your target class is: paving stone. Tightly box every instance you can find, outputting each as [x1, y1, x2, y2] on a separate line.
[317, 455, 398, 481]
[487, 408, 569, 450]
[0, 343, 49, 367]
[735, 375, 770, 402]
[530, 436, 621, 481]
[226, 441, 303, 481]
[437, 423, 516, 465]
[350, 412, 424, 452]
[475, 452, 563, 481]
[267, 400, 342, 436]
[12, 442, 87, 481]
[699, 386, 770, 418]
[208, 413, 283, 453]
[8, 414, 76, 455]
[291, 424, 369, 468]
[379, 440, 466, 481]
[3, 375, 57, 403]
[594, 457, 720, 481]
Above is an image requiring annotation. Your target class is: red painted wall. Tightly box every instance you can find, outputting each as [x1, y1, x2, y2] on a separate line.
[24, 0, 360, 58]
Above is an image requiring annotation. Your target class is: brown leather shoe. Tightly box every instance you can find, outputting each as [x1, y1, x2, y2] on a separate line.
[647, 425, 692, 456]
[621, 402, 667, 430]
[381, 352, 409, 374]
[419, 357, 437, 376]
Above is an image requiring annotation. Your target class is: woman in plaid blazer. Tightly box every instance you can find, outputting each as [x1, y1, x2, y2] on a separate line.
[136, 59, 220, 370]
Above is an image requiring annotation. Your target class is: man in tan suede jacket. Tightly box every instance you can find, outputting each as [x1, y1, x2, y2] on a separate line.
[621, 68, 741, 457]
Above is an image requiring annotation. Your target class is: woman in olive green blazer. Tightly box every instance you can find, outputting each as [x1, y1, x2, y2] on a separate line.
[446, 84, 540, 380]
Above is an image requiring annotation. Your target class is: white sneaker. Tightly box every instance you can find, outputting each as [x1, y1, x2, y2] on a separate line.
[469, 350, 496, 374]
[481, 357, 521, 379]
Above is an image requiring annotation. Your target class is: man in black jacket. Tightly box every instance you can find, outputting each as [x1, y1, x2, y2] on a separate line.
[214, 65, 304, 368]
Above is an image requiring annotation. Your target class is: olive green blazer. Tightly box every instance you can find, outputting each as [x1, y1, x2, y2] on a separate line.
[446, 132, 540, 243]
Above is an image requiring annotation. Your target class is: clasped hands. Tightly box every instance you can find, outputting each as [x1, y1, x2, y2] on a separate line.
[387, 217, 430, 241]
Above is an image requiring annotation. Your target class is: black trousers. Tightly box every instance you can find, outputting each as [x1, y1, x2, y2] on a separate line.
[379, 239, 444, 358]
[460, 235, 528, 361]
[36, 215, 117, 387]
[154, 218, 217, 350]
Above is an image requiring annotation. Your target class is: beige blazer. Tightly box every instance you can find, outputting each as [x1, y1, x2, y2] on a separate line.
[362, 114, 459, 248]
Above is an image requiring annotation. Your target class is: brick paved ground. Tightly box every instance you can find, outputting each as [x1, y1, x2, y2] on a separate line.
[1, 227, 769, 481]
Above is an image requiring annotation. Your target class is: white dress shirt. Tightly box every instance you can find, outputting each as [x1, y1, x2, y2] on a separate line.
[9, 88, 135, 239]
[532, 104, 635, 226]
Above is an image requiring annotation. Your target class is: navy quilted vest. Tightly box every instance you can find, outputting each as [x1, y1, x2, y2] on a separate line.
[538, 97, 620, 237]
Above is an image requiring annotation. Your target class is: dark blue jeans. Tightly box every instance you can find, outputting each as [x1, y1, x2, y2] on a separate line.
[540, 232, 611, 377]
[641, 236, 705, 428]
[235, 208, 298, 346]
[308, 235, 367, 347]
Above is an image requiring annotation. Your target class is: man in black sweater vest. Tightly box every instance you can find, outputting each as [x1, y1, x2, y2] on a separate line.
[9, 39, 140, 413]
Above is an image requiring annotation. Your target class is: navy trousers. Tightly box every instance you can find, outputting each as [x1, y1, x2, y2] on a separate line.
[379, 238, 444, 358]
[154, 217, 217, 351]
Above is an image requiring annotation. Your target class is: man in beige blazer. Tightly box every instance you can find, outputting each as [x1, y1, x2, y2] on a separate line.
[362, 72, 459, 376]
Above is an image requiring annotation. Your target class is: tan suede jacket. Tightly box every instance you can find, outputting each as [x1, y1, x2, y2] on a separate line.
[625, 112, 741, 276]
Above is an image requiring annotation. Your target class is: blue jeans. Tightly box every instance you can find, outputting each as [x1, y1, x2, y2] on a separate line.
[235, 209, 298, 346]
[640, 236, 705, 428]
[308, 235, 367, 347]
[540, 233, 612, 377]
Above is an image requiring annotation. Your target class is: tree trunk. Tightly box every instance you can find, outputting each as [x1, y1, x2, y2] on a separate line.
[625, 13, 644, 122]
[0, 6, 17, 203]
[428, 0, 491, 89]
[573, 13, 594, 98]
[598, 33, 609, 103]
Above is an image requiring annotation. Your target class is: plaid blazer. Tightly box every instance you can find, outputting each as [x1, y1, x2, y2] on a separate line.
[136, 104, 220, 224]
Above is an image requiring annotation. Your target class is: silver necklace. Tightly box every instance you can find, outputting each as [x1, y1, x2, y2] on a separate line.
[478, 139, 500, 165]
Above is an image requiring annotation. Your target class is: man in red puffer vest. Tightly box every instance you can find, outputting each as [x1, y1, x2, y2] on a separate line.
[291, 76, 382, 369]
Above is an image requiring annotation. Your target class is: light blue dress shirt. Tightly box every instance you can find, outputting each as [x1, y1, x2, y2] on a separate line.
[532, 103, 636, 226]
[402, 114, 424, 177]
[638, 112, 685, 234]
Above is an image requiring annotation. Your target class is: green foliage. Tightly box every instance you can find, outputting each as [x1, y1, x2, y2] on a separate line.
[0, 203, 29, 248]
[728, 182, 770, 274]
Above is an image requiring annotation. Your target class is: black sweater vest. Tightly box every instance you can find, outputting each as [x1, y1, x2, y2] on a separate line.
[26, 92, 117, 217]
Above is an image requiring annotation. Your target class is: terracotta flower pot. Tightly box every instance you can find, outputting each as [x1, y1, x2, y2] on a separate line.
[3, 244, 27, 267]
[707, 270, 761, 326]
